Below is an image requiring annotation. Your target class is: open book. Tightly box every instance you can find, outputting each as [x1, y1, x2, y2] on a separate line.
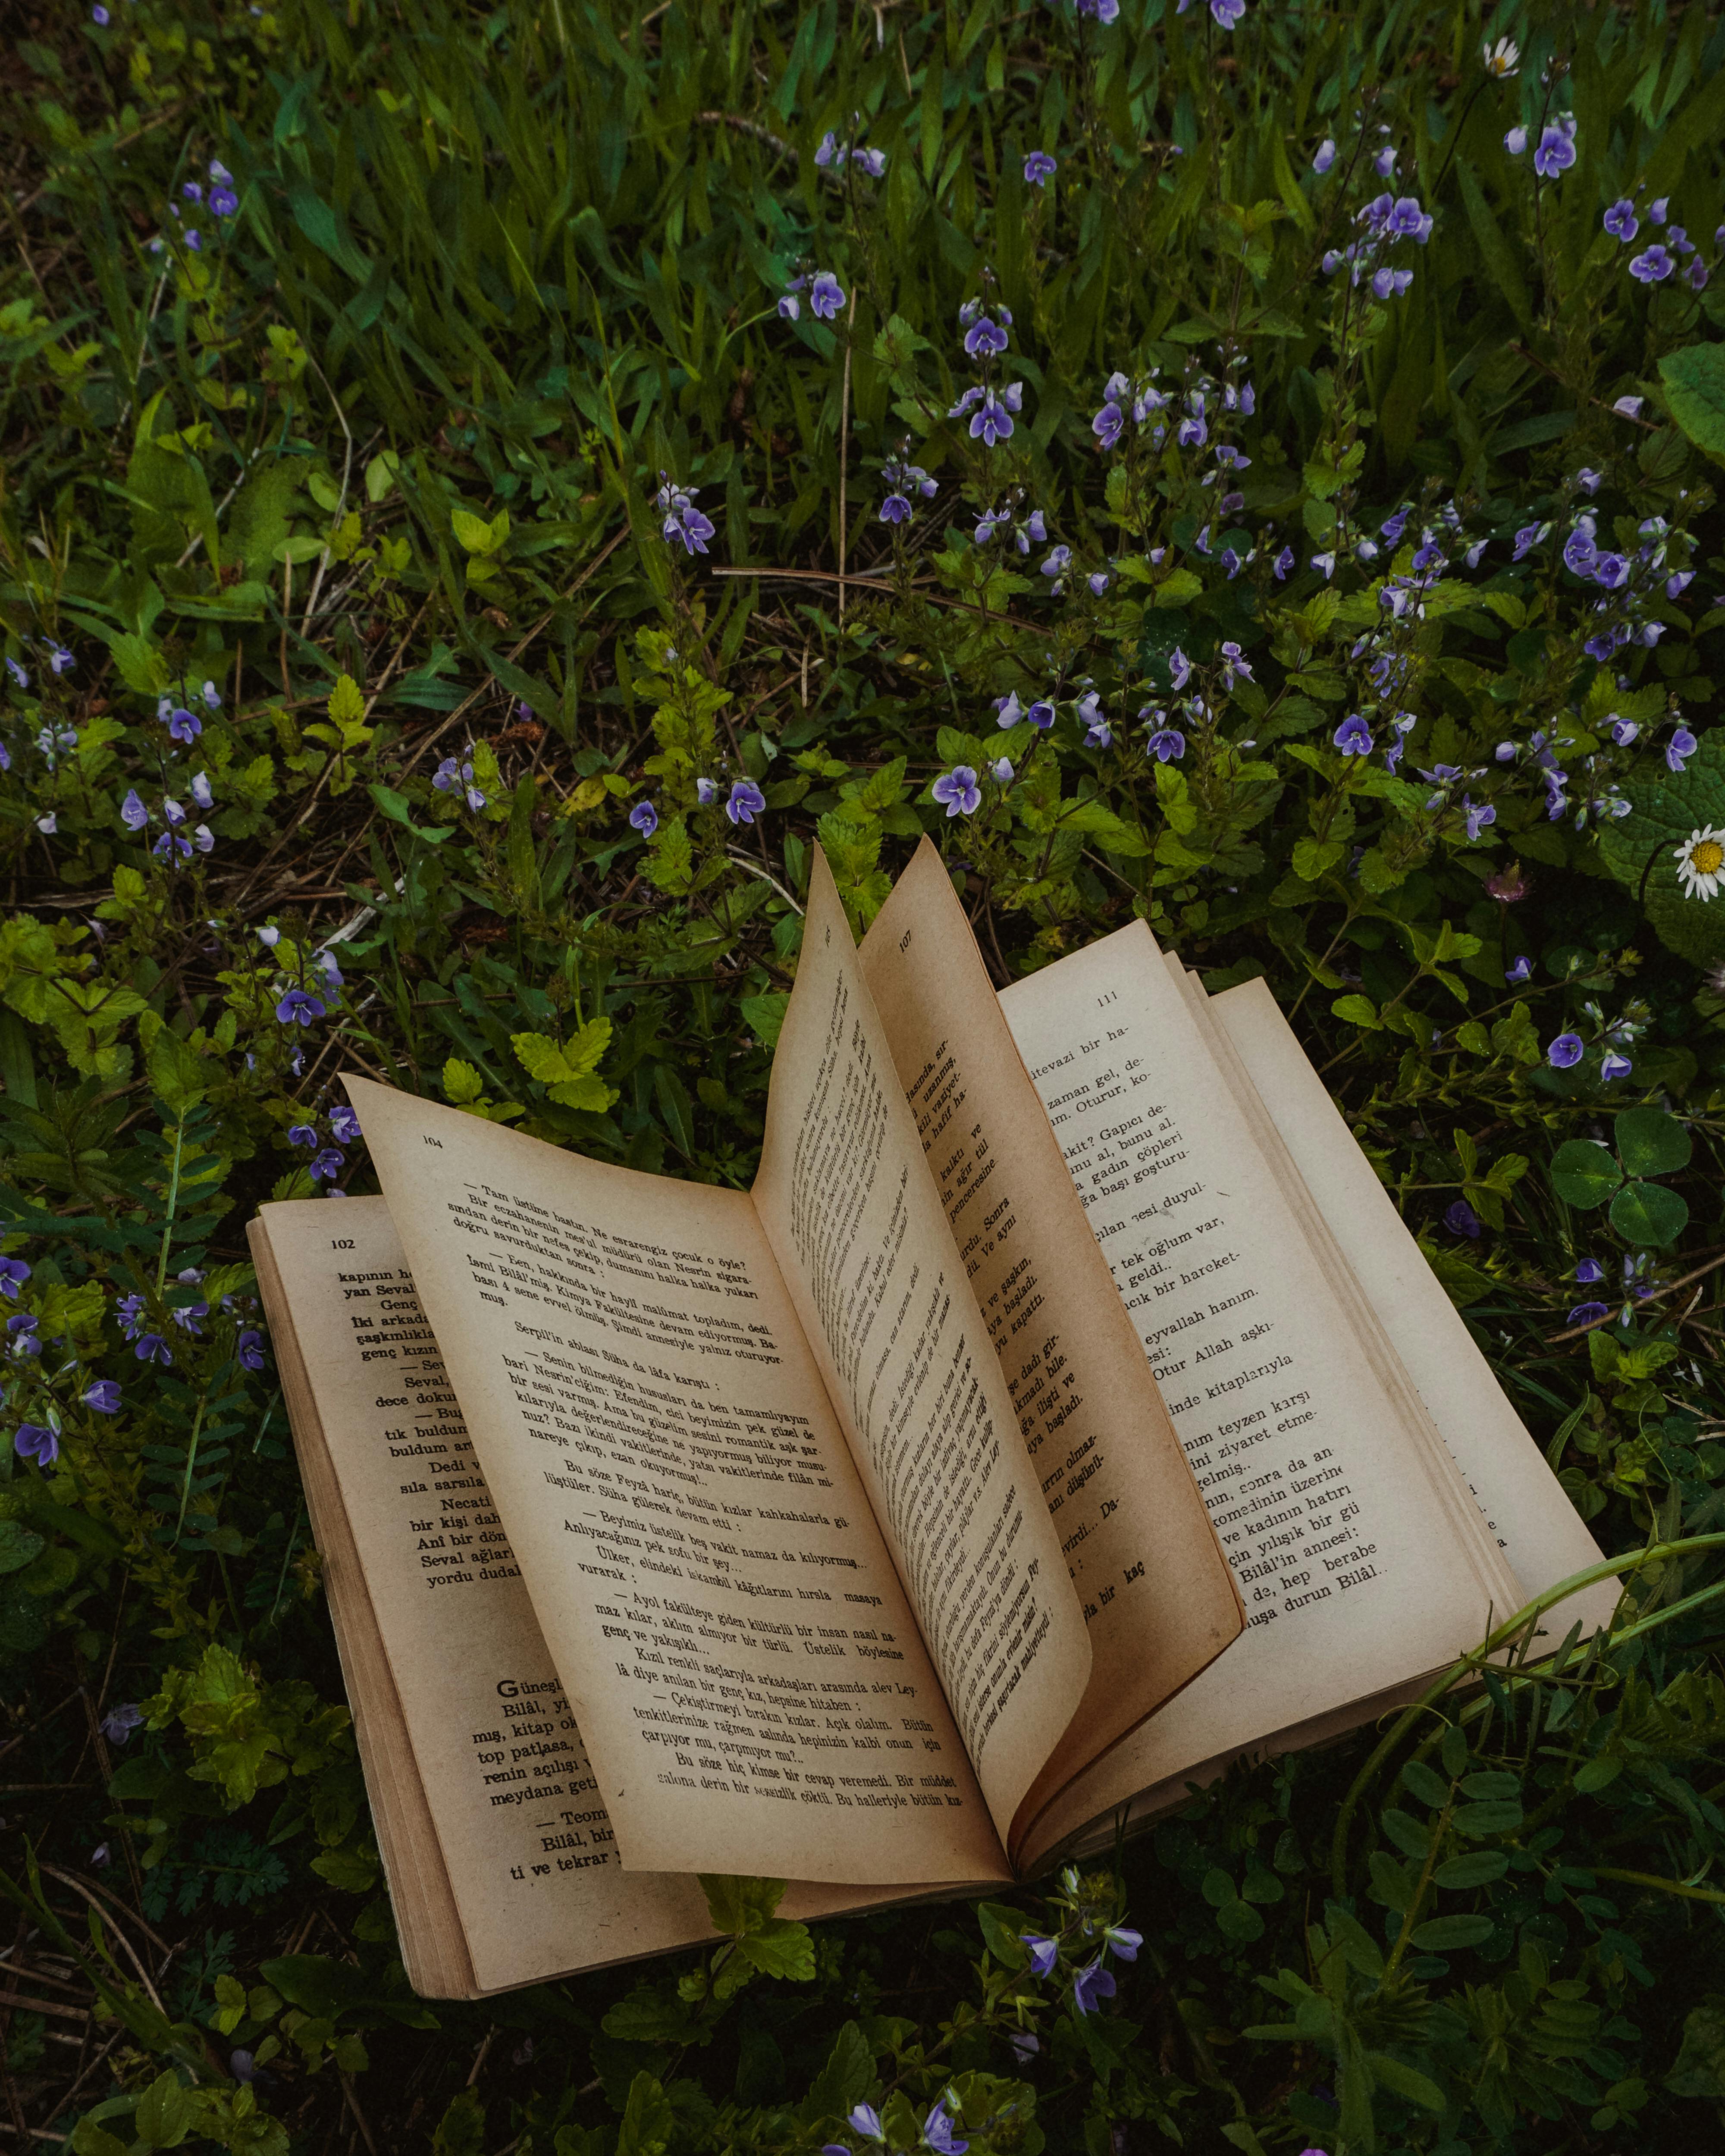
[249, 839, 1614, 1997]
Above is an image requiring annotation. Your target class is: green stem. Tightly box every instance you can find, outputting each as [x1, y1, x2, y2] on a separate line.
[153, 1120, 187, 1296]
[173, 1396, 207, 1547]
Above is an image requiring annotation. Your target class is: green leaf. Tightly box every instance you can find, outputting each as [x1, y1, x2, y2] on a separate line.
[615, 2073, 674, 2156]
[511, 1022, 617, 1112]
[1365, 2051, 1445, 2110]
[800, 2019, 875, 2125]
[0, 1518, 46, 1575]
[134, 2071, 194, 2150]
[740, 993, 790, 1049]
[1658, 342, 1725, 455]
[1293, 836, 1346, 882]
[1330, 993, 1381, 1030]
[432, 2090, 486, 2156]
[1407, 1913, 1496, 1951]
[1613, 1106, 1692, 1179]
[327, 672, 365, 725]
[1575, 1755, 1624, 1793]
[1595, 724, 1725, 965]
[1433, 1849, 1509, 1889]
[1451, 1799, 1524, 1837]
[1665, 1996, 1725, 2097]
[734, 1916, 816, 1982]
[1399, 1759, 1451, 1808]
[1609, 1178, 1689, 1246]
[699, 1874, 784, 1936]
[1549, 1139, 1621, 1208]
[1455, 157, 1532, 327]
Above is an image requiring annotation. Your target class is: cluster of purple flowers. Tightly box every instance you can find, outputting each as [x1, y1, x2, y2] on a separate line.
[1605, 192, 1716, 289]
[1320, 189, 1434, 299]
[879, 459, 938, 524]
[123, 778, 216, 862]
[814, 132, 885, 178]
[148, 159, 239, 254]
[778, 270, 846, 323]
[1567, 1252, 1658, 1327]
[433, 751, 486, 812]
[1504, 113, 1577, 179]
[5, 1251, 130, 1466]
[2, 638, 75, 692]
[1174, 0, 1247, 24]
[688, 777, 768, 825]
[975, 502, 1046, 555]
[654, 476, 717, 555]
[950, 294, 1027, 448]
[288, 1103, 361, 1190]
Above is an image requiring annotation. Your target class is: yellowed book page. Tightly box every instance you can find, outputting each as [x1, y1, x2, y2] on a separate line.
[252, 1211, 478, 1998]
[1166, 958, 1520, 1598]
[752, 854, 1091, 1860]
[346, 1084, 1008, 1889]
[997, 921, 1513, 1848]
[1206, 977, 1616, 1636]
[856, 840, 1242, 1836]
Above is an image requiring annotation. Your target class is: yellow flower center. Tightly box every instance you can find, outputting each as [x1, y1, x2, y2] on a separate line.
[1692, 840, 1724, 876]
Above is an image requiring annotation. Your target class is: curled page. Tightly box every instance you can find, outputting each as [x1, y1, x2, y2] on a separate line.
[349, 1080, 1009, 1889]
[858, 840, 1242, 1849]
[998, 922, 1518, 1846]
[752, 856, 1091, 1853]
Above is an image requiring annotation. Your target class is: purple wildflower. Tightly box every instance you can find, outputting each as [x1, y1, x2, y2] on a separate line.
[931, 766, 981, 817]
[1445, 1199, 1481, 1239]
[1333, 714, 1374, 757]
[1072, 1960, 1117, 2015]
[14, 1423, 59, 1467]
[1532, 120, 1576, 179]
[726, 780, 767, 827]
[629, 799, 659, 838]
[82, 1380, 122, 1414]
[238, 1329, 266, 1373]
[1024, 151, 1057, 185]
[1546, 1032, 1584, 1070]
[809, 272, 846, 321]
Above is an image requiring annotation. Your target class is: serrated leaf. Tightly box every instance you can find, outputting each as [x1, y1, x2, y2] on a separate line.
[327, 672, 365, 725]
[1331, 993, 1381, 1029]
[740, 993, 790, 1049]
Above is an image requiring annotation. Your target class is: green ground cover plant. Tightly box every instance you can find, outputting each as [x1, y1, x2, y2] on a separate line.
[6, 0, 1725, 2147]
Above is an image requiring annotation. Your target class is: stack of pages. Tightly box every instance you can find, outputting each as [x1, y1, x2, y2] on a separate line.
[251, 839, 1612, 1996]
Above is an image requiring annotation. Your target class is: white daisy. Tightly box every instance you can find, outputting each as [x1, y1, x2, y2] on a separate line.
[1483, 36, 1520, 77]
[1674, 825, 1725, 901]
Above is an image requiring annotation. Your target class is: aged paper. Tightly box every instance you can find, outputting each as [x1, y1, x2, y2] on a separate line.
[753, 855, 1092, 1855]
[858, 841, 1242, 1848]
[346, 1084, 1009, 1887]
[252, 1198, 719, 1990]
[998, 922, 1519, 1848]
[1204, 977, 1615, 1636]
[254, 1198, 944, 1990]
